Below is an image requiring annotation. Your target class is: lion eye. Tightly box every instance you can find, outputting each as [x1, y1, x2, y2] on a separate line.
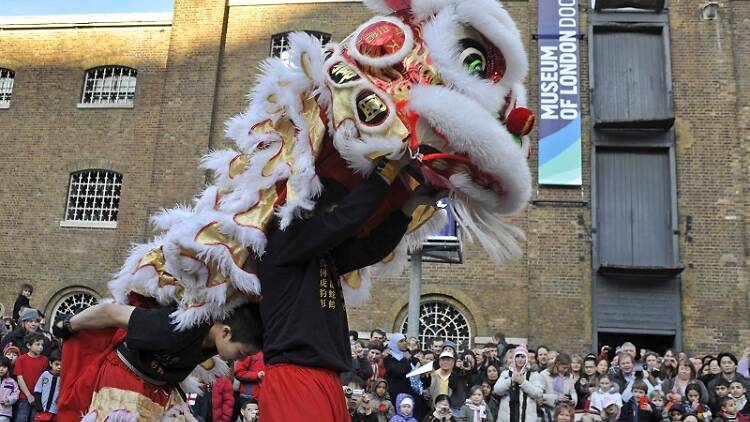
[459, 39, 488, 78]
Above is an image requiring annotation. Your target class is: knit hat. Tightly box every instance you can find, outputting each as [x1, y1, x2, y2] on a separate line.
[20, 308, 40, 322]
[2, 345, 20, 356]
[401, 397, 414, 407]
[514, 344, 529, 359]
[602, 393, 619, 409]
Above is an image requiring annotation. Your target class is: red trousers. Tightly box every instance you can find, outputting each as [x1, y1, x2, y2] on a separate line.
[260, 364, 348, 422]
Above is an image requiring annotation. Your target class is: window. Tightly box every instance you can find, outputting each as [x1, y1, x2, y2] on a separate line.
[270, 31, 332, 64]
[0, 68, 15, 108]
[51, 291, 99, 320]
[595, 147, 676, 269]
[400, 301, 472, 350]
[62, 170, 122, 228]
[80, 66, 137, 107]
[591, 26, 672, 128]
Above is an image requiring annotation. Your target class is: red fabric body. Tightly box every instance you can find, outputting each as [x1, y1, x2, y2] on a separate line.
[260, 364, 348, 422]
[211, 377, 235, 422]
[57, 328, 173, 422]
[235, 351, 265, 400]
[14, 353, 49, 400]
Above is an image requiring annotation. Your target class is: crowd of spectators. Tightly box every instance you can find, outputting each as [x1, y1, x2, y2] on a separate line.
[342, 330, 750, 422]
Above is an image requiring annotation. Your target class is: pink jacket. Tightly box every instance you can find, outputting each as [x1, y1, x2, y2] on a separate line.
[0, 376, 19, 417]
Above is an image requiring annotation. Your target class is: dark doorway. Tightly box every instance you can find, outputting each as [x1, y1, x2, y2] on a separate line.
[597, 332, 675, 357]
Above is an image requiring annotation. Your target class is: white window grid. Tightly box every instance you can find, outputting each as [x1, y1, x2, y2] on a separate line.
[81, 66, 137, 105]
[64, 170, 122, 225]
[52, 291, 99, 320]
[271, 31, 332, 65]
[400, 301, 472, 351]
[0, 68, 15, 107]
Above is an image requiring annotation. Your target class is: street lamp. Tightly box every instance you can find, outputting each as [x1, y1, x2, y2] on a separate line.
[701, 1, 720, 20]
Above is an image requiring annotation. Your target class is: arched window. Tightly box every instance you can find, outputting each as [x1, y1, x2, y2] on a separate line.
[80, 66, 137, 106]
[61, 169, 122, 228]
[0, 68, 15, 108]
[270, 31, 332, 64]
[400, 300, 472, 350]
[50, 290, 99, 320]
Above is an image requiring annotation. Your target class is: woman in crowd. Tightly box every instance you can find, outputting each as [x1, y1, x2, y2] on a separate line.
[540, 353, 578, 409]
[485, 364, 501, 389]
[494, 345, 544, 422]
[661, 360, 709, 405]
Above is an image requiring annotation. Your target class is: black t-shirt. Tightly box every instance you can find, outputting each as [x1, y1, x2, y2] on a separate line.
[117, 306, 216, 384]
[258, 172, 410, 373]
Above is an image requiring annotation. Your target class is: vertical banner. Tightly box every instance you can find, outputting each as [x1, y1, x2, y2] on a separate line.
[538, 0, 582, 186]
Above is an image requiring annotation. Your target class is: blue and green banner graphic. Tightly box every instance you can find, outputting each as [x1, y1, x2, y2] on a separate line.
[538, 0, 582, 186]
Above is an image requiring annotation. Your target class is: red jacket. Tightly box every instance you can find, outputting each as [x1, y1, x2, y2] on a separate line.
[235, 352, 265, 400]
[211, 376, 234, 422]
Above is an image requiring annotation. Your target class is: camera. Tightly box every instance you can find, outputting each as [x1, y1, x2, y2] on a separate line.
[343, 386, 364, 398]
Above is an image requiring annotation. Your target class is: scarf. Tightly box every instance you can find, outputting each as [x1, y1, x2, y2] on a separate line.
[553, 374, 567, 394]
[432, 408, 453, 421]
[465, 400, 487, 422]
[509, 370, 530, 422]
[389, 334, 406, 361]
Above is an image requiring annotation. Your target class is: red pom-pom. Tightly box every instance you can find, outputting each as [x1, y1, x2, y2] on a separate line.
[505, 107, 535, 137]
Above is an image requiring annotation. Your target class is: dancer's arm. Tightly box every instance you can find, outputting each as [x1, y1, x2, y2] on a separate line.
[67, 303, 135, 332]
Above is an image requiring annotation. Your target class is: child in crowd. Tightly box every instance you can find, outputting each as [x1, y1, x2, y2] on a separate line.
[390, 393, 418, 422]
[479, 381, 499, 420]
[427, 394, 458, 422]
[238, 399, 259, 422]
[0, 357, 19, 422]
[590, 375, 622, 414]
[33, 350, 61, 421]
[212, 373, 235, 422]
[685, 384, 712, 422]
[459, 386, 489, 422]
[650, 389, 670, 422]
[3, 345, 19, 368]
[712, 397, 750, 422]
[620, 380, 661, 422]
[12, 284, 33, 323]
[553, 403, 575, 422]
[13, 333, 48, 422]
[669, 403, 691, 422]
[370, 379, 395, 422]
[711, 379, 732, 416]
[729, 381, 750, 416]
[600, 394, 621, 422]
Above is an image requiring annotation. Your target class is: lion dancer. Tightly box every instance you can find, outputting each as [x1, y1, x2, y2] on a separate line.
[254, 152, 442, 421]
[53, 301, 263, 422]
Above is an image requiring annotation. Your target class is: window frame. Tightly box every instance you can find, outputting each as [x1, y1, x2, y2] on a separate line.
[61, 169, 123, 229]
[78, 65, 137, 109]
[0, 68, 16, 109]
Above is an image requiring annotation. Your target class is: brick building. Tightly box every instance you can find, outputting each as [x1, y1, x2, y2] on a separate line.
[0, 0, 747, 355]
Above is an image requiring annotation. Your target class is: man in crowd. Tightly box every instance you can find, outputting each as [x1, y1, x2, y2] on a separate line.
[612, 352, 637, 402]
[370, 329, 386, 344]
[536, 346, 550, 371]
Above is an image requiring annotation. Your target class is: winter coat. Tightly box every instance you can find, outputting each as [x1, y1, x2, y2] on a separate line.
[0, 376, 19, 417]
[429, 368, 468, 411]
[371, 379, 397, 422]
[458, 400, 490, 422]
[211, 377, 234, 422]
[235, 352, 264, 400]
[494, 369, 544, 422]
[538, 369, 578, 408]
[617, 399, 661, 422]
[0, 327, 56, 357]
[385, 355, 419, 407]
[390, 393, 419, 422]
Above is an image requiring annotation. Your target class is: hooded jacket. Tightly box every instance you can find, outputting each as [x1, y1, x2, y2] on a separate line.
[390, 393, 418, 422]
[371, 379, 396, 422]
[494, 347, 544, 422]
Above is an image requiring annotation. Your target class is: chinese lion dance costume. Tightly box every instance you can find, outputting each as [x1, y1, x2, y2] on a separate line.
[63, 0, 534, 420]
